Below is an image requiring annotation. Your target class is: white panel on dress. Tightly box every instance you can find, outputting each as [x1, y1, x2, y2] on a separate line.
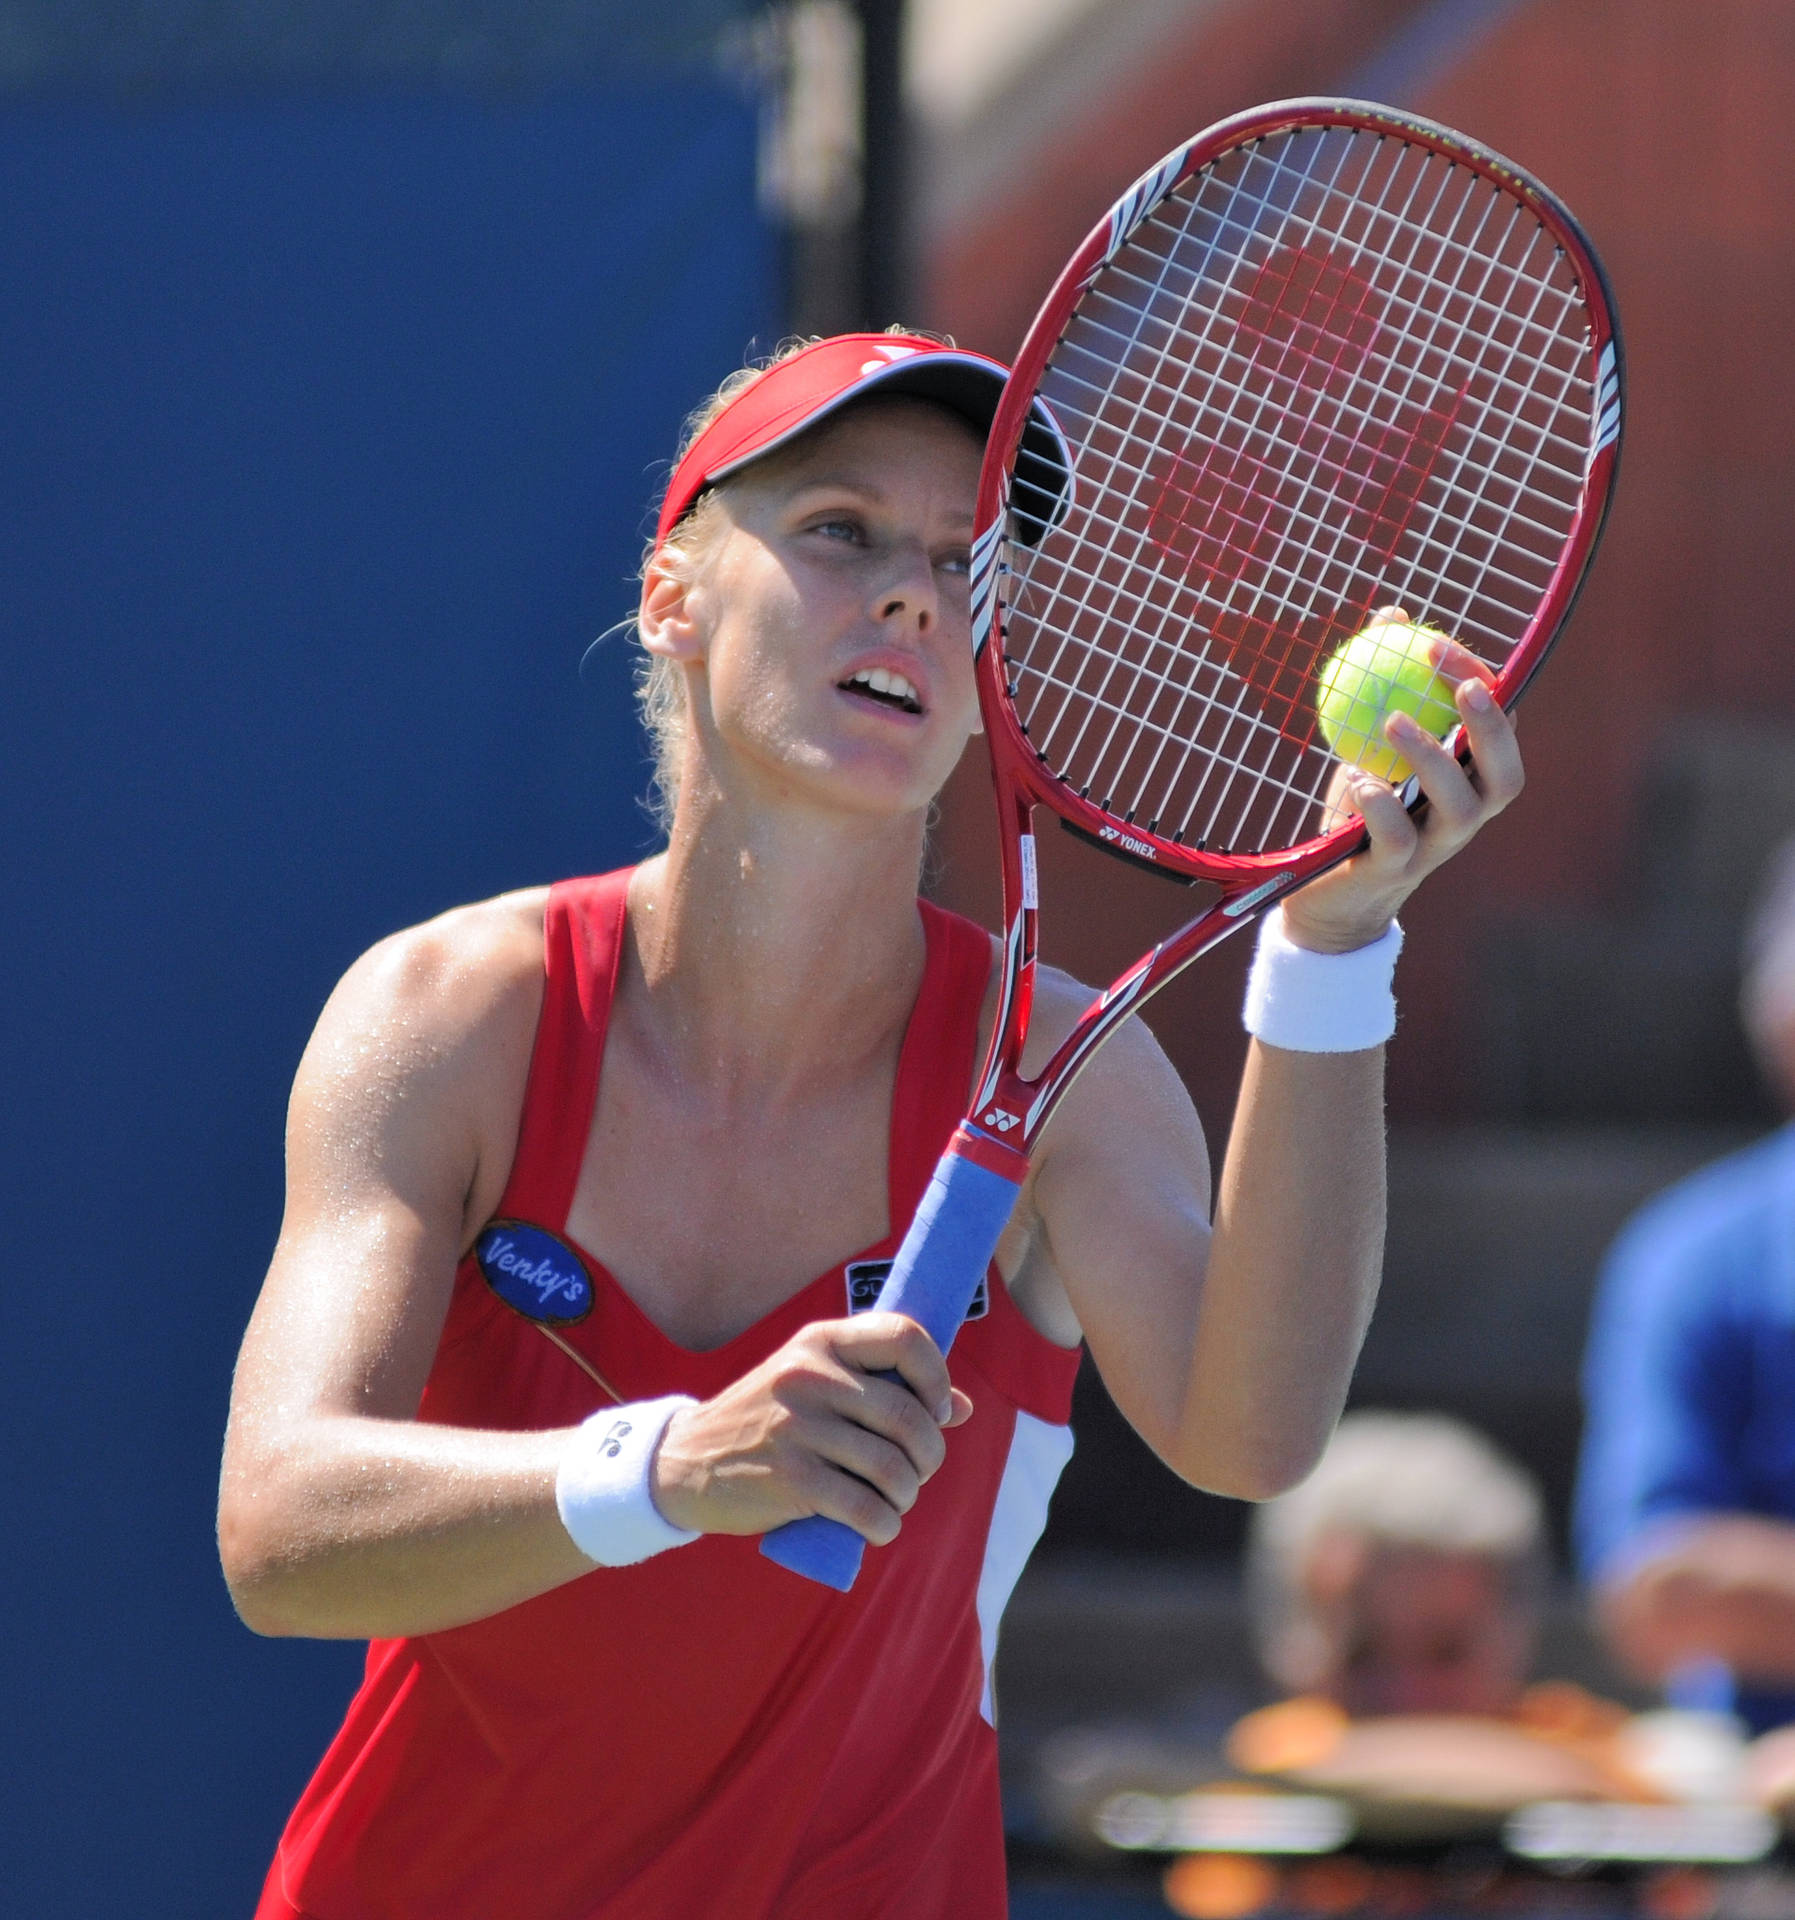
[976, 1410, 1075, 1724]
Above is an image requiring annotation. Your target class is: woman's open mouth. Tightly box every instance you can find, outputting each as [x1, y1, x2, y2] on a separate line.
[839, 667, 923, 715]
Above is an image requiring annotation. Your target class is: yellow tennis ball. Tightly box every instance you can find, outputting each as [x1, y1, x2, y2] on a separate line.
[1315, 615, 1459, 781]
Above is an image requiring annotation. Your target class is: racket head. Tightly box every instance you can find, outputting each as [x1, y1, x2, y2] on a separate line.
[970, 98, 1623, 887]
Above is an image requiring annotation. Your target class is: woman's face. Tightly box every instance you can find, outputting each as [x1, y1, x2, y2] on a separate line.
[1299, 1536, 1534, 1718]
[661, 396, 986, 822]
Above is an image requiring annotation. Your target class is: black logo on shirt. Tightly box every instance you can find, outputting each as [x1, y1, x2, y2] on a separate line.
[845, 1258, 987, 1321]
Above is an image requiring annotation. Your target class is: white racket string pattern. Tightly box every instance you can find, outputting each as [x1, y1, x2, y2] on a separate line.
[1011, 124, 1601, 860]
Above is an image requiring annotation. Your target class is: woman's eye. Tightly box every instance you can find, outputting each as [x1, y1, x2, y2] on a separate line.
[813, 515, 864, 542]
[937, 551, 972, 577]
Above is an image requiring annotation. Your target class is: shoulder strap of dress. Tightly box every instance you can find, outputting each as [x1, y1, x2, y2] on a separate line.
[889, 900, 995, 1229]
[499, 868, 632, 1228]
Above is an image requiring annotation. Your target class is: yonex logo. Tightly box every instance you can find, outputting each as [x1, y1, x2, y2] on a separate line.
[1099, 825, 1157, 860]
[598, 1419, 633, 1459]
[982, 1107, 1021, 1133]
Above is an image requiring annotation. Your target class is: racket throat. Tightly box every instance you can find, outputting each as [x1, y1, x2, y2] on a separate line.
[968, 1083, 1036, 1156]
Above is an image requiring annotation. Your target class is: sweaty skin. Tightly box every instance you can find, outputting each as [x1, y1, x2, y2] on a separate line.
[219, 396, 1524, 1640]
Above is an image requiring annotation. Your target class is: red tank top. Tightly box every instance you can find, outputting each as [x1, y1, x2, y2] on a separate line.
[257, 872, 1081, 1920]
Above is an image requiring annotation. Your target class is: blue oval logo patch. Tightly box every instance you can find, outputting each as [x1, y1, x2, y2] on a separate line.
[475, 1220, 595, 1325]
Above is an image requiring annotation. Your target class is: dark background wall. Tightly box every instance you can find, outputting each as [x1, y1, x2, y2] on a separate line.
[1, 55, 774, 1914]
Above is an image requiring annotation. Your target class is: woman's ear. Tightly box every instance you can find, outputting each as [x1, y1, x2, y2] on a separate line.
[639, 553, 705, 663]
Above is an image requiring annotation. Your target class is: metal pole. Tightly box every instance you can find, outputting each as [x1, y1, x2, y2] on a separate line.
[854, 0, 908, 327]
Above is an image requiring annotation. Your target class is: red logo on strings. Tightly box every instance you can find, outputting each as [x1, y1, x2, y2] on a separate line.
[1147, 441, 1288, 582]
[1144, 242, 1462, 588]
[1238, 243, 1385, 388]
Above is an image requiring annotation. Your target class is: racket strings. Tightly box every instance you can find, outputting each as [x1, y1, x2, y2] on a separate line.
[1418, 216, 1588, 643]
[1027, 144, 1497, 840]
[1058, 136, 1578, 692]
[1050, 303, 1592, 513]
[1034, 140, 1584, 847]
[1059, 151, 1581, 771]
[1088, 218, 1588, 421]
[1064, 225, 1591, 635]
[1133, 177, 1584, 358]
[1027, 411, 1572, 620]
[1000, 124, 1597, 854]
[1025, 133, 1381, 806]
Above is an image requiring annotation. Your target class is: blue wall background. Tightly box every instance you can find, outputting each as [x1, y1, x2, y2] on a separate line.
[0, 85, 773, 1911]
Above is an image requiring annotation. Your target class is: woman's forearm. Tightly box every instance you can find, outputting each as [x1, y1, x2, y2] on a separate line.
[1172, 1038, 1386, 1497]
[218, 1414, 587, 1639]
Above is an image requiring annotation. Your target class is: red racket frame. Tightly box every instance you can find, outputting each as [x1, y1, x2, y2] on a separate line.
[962, 97, 1623, 1154]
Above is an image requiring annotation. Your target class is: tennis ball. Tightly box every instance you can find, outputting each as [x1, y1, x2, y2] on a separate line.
[1315, 613, 1459, 782]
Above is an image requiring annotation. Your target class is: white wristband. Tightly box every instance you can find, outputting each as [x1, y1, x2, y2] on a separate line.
[555, 1395, 701, 1567]
[1242, 908, 1403, 1052]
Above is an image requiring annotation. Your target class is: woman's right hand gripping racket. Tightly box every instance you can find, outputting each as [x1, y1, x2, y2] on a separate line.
[761, 98, 1623, 1590]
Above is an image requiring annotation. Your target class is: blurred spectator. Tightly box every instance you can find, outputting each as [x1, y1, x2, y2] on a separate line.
[1227, 1413, 1649, 1827]
[1577, 837, 1795, 1733]
[1036, 1413, 1786, 1854]
[1246, 1410, 1549, 1717]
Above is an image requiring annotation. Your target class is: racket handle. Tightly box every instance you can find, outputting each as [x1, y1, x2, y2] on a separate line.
[759, 1126, 1028, 1590]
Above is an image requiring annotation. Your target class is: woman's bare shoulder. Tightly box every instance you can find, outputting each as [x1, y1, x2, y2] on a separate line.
[341, 885, 549, 1016]
[289, 887, 551, 1221]
[308, 886, 548, 1065]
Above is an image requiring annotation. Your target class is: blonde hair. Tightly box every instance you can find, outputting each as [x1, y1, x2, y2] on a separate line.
[633, 328, 958, 836]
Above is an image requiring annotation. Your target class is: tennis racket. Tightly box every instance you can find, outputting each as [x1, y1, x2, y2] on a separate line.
[761, 97, 1622, 1590]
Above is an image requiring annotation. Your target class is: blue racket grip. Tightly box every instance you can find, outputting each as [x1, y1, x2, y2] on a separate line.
[759, 1128, 1027, 1591]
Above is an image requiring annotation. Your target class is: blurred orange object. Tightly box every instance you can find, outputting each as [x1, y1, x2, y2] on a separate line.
[1163, 1851, 1280, 1919]
[1224, 1684, 1668, 1841]
[1513, 1679, 1633, 1742]
[1232, 1709, 1645, 1833]
[1227, 1697, 1351, 1773]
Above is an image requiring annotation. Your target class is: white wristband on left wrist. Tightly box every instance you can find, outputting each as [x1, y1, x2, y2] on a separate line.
[1242, 907, 1403, 1052]
[554, 1395, 701, 1567]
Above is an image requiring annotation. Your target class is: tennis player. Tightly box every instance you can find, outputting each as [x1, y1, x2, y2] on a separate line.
[220, 332, 1523, 1919]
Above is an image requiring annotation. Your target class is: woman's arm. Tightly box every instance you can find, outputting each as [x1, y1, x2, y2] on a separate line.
[217, 897, 588, 1638]
[1009, 668, 1523, 1498]
[219, 899, 962, 1641]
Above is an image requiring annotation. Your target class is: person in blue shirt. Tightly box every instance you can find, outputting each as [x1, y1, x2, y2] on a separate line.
[1577, 841, 1795, 1733]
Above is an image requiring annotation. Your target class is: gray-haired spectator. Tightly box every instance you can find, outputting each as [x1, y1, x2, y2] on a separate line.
[1247, 1410, 1550, 1718]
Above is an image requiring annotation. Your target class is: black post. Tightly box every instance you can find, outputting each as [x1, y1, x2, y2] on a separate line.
[854, 0, 908, 327]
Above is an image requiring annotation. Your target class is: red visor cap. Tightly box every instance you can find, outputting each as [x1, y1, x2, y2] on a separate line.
[653, 332, 1072, 549]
